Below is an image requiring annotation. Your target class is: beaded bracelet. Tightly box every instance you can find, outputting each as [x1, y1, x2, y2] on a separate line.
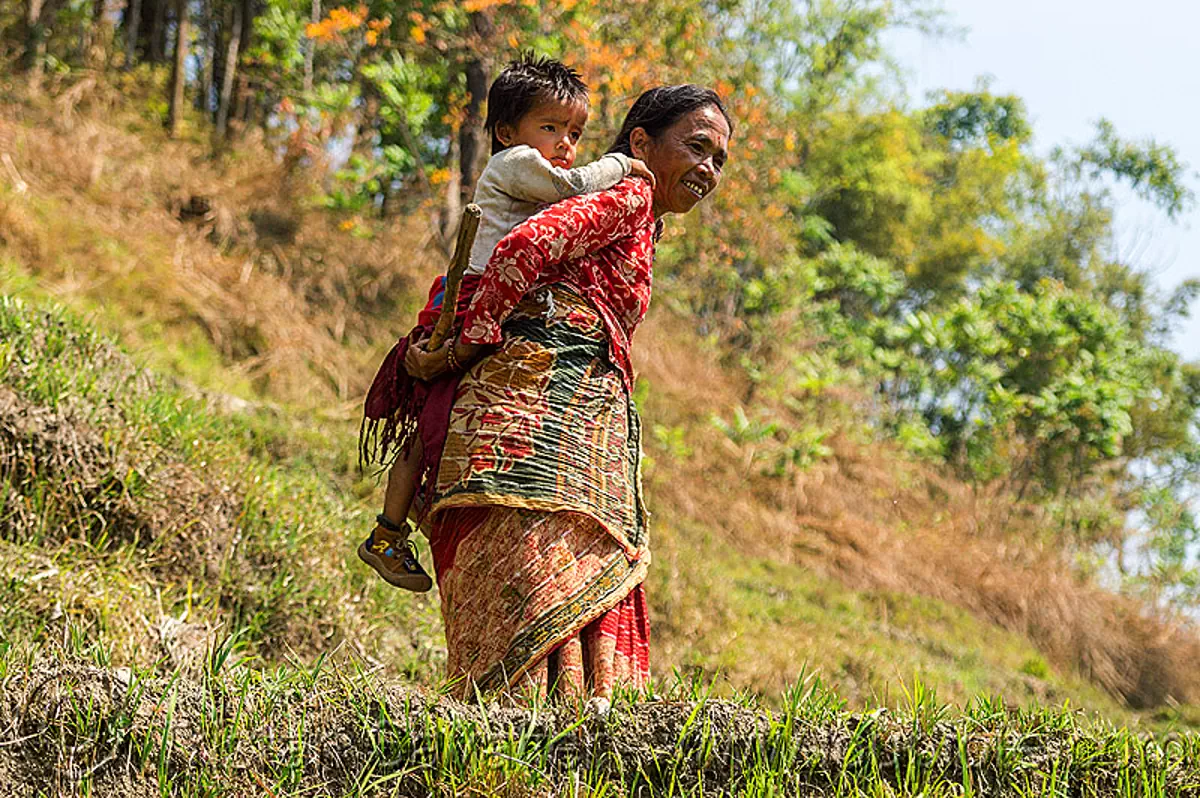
[445, 343, 462, 373]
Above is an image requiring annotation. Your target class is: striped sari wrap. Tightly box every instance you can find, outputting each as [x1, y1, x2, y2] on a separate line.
[420, 285, 651, 699]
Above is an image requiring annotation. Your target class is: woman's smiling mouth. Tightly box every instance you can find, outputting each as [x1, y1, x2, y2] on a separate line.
[682, 179, 707, 198]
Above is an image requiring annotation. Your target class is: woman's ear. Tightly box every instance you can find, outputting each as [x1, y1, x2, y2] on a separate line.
[495, 121, 516, 147]
[629, 127, 650, 160]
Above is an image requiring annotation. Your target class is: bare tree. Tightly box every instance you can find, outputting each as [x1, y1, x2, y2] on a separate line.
[122, 0, 142, 68]
[167, 0, 189, 137]
[149, 0, 167, 62]
[457, 11, 493, 209]
[22, 0, 58, 88]
[195, 0, 215, 112]
[214, 0, 242, 142]
[302, 0, 319, 93]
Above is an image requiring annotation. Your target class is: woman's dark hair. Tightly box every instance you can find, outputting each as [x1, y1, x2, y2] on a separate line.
[608, 85, 733, 156]
[484, 52, 589, 155]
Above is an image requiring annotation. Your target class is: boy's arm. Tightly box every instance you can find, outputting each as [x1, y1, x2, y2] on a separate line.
[499, 145, 632, 203]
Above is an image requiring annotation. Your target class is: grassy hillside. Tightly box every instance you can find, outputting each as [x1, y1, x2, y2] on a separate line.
[0, 290, 1131, 715]
[2, 77, 1200, 794]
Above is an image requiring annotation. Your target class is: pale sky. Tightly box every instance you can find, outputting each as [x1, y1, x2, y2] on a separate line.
[886, 0, 1200, 362]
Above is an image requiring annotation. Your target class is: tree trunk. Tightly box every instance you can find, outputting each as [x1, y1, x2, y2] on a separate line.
[135, 0, 157, 62]
[149, 0, 166, 62]
[214, 0, 242, 142]
[234, 72, 251, 125]
[229, 0, 256, 131]
[99, 0, 116, 67]
[194, 0, 214, 111]
[122, 0, 142, 68]
[302, 0, 318, 93]
[22, 0, 52, 87]
[82, 0, 111, 67]
[167, 0, 188, 137]
[354, 86, 378, 153]
[459, 55, 488, 209]
[210, 5, 226, 119]
[442, 135, 461, 254]
[457, 11, 493, 210]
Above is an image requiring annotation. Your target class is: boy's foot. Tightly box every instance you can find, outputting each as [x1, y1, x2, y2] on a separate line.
[358, 533, 433, 592]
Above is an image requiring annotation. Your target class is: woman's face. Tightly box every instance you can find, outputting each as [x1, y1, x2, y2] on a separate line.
[631, 105, 731, 217]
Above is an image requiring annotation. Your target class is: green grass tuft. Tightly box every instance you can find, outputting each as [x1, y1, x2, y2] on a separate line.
[3, 654, 1200, 796]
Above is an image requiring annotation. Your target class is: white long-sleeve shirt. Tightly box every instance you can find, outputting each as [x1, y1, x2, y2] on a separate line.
[467, 145, 632, 274]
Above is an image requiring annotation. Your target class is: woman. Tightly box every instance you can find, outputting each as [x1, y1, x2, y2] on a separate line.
[404, 85, 732, 699]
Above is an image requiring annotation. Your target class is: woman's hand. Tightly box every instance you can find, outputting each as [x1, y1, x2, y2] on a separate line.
[628, 158, 657, 188]
[405, 338, 452, 381]
[404, 337, 486, 381]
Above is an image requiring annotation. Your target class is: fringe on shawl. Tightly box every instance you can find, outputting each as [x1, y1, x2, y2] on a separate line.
[359, 334, 423, 474]
[358, 273, 482, 512]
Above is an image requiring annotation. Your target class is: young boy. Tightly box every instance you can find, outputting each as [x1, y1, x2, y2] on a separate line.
[358, 53, 653, 591]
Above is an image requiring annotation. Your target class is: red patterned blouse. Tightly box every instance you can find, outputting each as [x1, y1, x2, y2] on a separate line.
[459, 177, 657, 392]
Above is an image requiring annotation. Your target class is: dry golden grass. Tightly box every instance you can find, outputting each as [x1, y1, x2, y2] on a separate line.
[632, 315, 1200, 708]
[0, 84, 440, 407]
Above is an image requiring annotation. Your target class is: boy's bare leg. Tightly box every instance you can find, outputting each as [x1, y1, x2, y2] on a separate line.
[378, 437, 423, 536]
[359, 437, 433, 591]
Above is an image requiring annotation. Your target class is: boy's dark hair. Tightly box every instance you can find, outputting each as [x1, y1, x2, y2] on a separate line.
[609, 85, 733, 156]
[485, 52, 589, 155]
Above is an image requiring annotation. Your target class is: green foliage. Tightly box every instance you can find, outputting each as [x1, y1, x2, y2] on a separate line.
[1073, 119, 1197, 220]
[325, 153, 385, 212]
[1128, 486, 1200, 612]
[1019, 655, 1051, 680]
[874, 279, 1145, 487]
[711, 406, 831, 476]
[249, 0, 308, 78]
[923, 86, 1031, 148]
[652, 423, 693, 460]
[711, 405, 777, 445]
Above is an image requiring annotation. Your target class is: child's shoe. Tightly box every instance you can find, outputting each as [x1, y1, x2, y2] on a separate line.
[358, 528, 433, 592]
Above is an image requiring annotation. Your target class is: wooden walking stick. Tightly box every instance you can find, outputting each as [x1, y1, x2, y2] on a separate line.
[428, 203, 483, 351]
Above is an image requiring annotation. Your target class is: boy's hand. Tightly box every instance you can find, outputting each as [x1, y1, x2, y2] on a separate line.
[628, 158, 656, 188]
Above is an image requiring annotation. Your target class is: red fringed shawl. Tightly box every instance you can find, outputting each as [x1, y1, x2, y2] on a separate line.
[360, 273, 483, 508]
[456, 178, 657, 394]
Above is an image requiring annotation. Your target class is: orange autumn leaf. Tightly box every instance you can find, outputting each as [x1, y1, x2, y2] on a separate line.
[462, 0, 511, 12]
[306, 5, 368, 41]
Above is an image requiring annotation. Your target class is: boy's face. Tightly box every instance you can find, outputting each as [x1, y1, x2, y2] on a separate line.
[497, 98, 589, 169]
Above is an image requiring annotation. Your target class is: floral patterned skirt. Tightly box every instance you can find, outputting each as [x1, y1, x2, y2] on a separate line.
[431, 507, 650, 698]
[424, 285, 651, 697]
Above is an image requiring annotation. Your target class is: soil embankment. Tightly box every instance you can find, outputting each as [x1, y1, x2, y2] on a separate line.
[3, 661, 1198, 797]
